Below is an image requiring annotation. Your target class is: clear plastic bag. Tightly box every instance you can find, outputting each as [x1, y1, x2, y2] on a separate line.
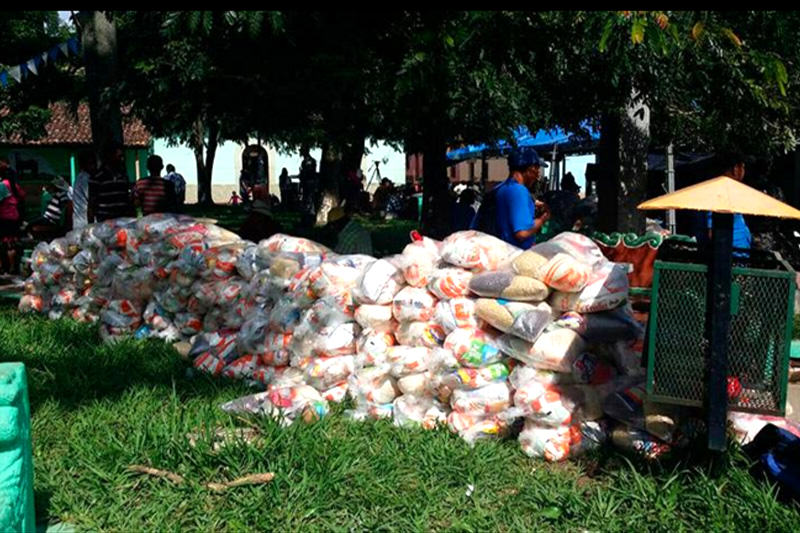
[469, 271, 550, 301]
[528, 232, 607, 269]
[348, 364, 399, 405]
[434, 298, 480, 333]
[475, 299, 553, 343]
[512, 380, 584, 427]
[392, 394, 448, 429]
[450, 382, 511, 417]
[518, 420, 605, 462]
[304, 355, 356, 391]
[387, 346, 431, 378]
[397, 372, 430, 396]
[201, 242, 249, 280]
[496, 329, 587, 373]
[549, 262, 629, 314]
[223, 354, 260, 380]
[400, 237, 442, 287]
[392, 287, 437, 322]
[438, 362, 511, 391]
[354, 304, 395, 331]
[188, 330, 240, 365]
[395, 321, 446, 348]
[100, 299, 142, 331]
[458, 416, 509, 446]
[356, 329, 396, 367]
[259, 234, 331, 255]
[220, 385, 329, 426]
[548, 308, 642, 343]
[443, 327, 503, 368]
[441, 230, 521, 272]
[18, 294, 46, 314]
[428, 268, 473, 300]
[353, 257, 404, 305]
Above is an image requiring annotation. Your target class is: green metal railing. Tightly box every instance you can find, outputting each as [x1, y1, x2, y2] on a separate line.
[646, 246, 794, 415]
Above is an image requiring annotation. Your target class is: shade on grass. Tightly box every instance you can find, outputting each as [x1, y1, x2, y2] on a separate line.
[1, 308, 799, 530]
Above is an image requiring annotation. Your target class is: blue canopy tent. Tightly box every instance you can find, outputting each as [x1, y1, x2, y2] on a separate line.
[446, 124, 600, 162]
[447, 124, 600, 192]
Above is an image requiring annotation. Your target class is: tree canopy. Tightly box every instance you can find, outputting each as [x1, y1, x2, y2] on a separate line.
[4, 11, 800, 230]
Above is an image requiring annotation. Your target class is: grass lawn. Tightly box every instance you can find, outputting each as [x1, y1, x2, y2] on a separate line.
[1, 308, 799, 531]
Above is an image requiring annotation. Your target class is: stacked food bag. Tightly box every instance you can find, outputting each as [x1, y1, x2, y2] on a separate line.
[462, 232, 649, 461]
[22, 220, 661, 459]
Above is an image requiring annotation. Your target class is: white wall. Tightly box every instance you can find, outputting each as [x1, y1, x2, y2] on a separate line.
[152, 138, 406, 194]
[564, 154, 595, 191]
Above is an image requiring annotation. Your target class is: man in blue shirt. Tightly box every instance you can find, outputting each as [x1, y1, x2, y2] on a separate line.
[474, 147, 550, 248]
[698, 152, 752, 251]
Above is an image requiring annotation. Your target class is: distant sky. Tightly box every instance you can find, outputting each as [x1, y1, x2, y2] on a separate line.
[57, 11, 73, 26]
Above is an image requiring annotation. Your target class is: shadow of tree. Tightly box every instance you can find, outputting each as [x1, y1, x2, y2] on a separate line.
[0, 311, 250, 413]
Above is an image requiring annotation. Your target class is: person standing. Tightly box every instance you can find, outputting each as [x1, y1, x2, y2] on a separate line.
[278, 167, 291, 208]
[134, 155, 177, 216]
[71, 150, 95, 229]
[0, 157, 25, 274]
[697, 152, 752, 251]
[164, 164, 186, 208]
[472, 147, 550, 248]
[451, 188, 477, 232]
[299, 147, 317, 210]
[88, 143, 135, 222]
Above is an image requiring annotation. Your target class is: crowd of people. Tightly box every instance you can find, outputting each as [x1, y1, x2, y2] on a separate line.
[0, 141, 758, 276]
[0, 144, 187, 274]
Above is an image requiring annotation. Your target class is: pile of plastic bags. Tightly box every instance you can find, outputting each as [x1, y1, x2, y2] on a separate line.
[22, 219, 670, 460]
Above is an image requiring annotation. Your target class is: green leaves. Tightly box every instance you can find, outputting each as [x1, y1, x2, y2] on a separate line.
[722, 27, 742, 48]
[691, 21, 705, 42]
[631, 19, 645, 44]
[599, 19, 614, 52]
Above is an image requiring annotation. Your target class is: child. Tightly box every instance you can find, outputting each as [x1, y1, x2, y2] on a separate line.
[229, 190, 241, 206]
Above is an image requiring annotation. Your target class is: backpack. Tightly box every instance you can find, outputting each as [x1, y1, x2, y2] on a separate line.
[472, 182, 504, 236]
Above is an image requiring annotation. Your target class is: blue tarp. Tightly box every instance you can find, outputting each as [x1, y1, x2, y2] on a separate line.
[447, 124, 600, 162]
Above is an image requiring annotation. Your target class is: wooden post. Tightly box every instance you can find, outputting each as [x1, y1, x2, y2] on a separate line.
[707, 212, 733, 451]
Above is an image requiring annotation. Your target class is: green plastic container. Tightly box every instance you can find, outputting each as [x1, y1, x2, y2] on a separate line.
[646, 242, 795, 415]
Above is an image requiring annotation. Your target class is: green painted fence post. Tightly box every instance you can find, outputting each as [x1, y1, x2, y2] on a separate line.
[0, 363, 36, 532]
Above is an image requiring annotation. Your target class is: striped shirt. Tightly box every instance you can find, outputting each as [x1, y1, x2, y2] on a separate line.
[89, 167, 134, 222]
[134, 177, 177, 215]
[43, 190, 68, 224]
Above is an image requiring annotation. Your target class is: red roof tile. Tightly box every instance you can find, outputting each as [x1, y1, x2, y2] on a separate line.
[0, 102, 150, 148]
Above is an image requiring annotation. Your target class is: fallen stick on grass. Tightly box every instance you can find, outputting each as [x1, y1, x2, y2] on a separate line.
[128, 465, 274, 492]
[127, 465, 185, 484]
[205, 473, 275, 492]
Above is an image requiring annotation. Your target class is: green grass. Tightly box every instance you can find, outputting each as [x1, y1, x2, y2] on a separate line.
[2, 308, 799, 531]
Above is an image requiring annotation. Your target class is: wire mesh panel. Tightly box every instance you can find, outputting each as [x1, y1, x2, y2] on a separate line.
[649, 265, 707, 406]
[647, 256, 793, 415]
[728, 271, 792, 413]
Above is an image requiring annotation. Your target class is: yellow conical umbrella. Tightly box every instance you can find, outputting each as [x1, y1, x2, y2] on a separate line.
[638, 176, 800, 218]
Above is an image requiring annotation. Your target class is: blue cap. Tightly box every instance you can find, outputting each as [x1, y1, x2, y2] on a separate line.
[508, 147, 548, 170]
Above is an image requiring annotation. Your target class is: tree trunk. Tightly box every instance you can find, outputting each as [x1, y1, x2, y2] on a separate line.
[421, 132, 450, 238]
[342, 134, 365, 178]
[316, 144, 342, 226]
[596, 112, 620, 233]
[203, 119, 219, 206]
[191, 116, 212, 206]
[80, 11, 123, 160]
[617, 91, 650, 234]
